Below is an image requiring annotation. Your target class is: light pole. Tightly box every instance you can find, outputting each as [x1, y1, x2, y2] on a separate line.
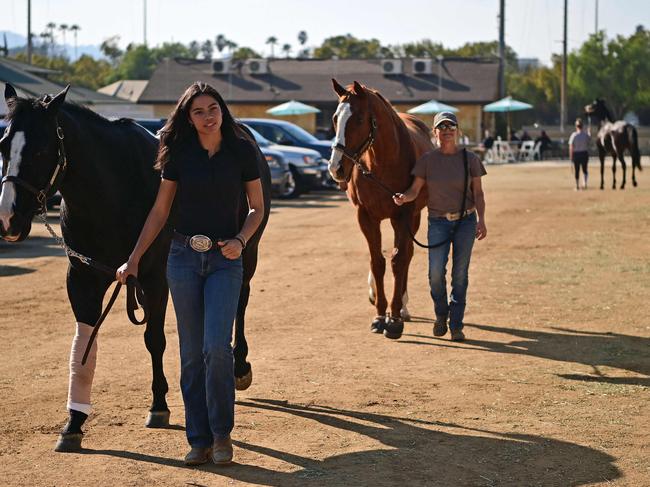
[436, 54, 443, 101]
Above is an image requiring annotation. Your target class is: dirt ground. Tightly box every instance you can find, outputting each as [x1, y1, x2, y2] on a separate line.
[0, 159, 648, 487]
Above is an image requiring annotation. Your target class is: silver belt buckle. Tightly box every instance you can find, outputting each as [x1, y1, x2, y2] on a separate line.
[446, 212, 460, 221]
[189, 234, 212, 252]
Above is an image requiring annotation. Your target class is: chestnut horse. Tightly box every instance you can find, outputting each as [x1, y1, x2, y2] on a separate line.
[584, 98, 642, 189]
[328, 80, 433, 339]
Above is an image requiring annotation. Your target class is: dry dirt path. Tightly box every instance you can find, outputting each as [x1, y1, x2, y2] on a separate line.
[0, 159, 648, 486]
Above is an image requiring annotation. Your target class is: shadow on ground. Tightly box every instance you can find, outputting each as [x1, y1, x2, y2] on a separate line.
[401, 322, 650, 387]
[82, 398, 620, 486]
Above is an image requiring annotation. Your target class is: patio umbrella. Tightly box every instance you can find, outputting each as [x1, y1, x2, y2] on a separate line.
[266, 100, 320, 116]
[407, 99, 459, 114]
[483, 96, 533, 137]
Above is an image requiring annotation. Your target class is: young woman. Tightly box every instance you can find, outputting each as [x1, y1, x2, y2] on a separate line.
[116, 82, 264, 466]
[569, 118, 590, 190]
[393, 112, 487, 341]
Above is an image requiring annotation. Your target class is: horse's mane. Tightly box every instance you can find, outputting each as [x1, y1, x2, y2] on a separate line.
[7, 95, 139, 131]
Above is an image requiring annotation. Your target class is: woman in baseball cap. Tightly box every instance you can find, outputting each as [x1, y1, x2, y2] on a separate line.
[393, 112, 487, 341]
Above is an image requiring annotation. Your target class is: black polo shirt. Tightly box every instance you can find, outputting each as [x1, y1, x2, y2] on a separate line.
[162, 136, 260, 241]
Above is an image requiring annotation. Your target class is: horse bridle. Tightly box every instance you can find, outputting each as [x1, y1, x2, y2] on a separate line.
[1, 122, 68, 214]
[332, 115, 378, 182]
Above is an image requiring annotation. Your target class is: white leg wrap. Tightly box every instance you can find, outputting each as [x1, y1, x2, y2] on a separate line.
[66, 322, 97, 415]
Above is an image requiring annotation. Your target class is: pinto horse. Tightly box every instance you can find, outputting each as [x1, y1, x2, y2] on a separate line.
[0, 84, 270, 451]
[328, 80, 433, 339]
[584, 98, 642, 189]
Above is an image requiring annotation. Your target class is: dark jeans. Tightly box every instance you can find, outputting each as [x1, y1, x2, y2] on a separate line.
[427, 212, 477, 330]
[166, 240, 243, 448]
[573, 151, 589, 179]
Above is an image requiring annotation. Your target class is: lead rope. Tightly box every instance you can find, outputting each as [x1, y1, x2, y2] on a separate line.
[36, 210, 149, 365]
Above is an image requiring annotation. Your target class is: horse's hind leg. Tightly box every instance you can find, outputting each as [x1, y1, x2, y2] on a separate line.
[358, 208, 387, 333]
[233, 243, 260, 391]
[599, 150, 606, 189]
[618, 154, 627, 190]
[234, 280, 252, 390]
[611, 154, 617, 189]
[141, 273, 170, 428]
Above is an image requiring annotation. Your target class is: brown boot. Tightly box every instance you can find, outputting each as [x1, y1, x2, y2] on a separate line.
[212, 436, 233, 465]
[433, 316, 448, 337]
[450, 329, 465, 342]
[184, 446, 212, 466]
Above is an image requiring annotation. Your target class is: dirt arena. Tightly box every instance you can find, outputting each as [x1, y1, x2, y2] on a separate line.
[1, 159, 648, 487]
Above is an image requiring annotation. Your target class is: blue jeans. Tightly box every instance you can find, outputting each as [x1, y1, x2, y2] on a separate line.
[166, 240, 243, 448]
[427, 212, 477, 330]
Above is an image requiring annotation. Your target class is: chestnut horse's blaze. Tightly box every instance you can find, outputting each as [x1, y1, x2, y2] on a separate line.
[328, 79, 434, 339]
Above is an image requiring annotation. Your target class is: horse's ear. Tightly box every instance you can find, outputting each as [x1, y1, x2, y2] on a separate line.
[45, 85, 70, 114]
[352, 81, 366, 97]
[4, 83, 17, 106]
[331, 78, 348, 97]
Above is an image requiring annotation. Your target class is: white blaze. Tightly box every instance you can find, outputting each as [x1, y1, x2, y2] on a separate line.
[328, 102, 352, 180]
[0, 130, 25, 231]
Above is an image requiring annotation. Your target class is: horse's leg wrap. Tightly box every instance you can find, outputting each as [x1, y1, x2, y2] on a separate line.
[66, 322, 97, 416]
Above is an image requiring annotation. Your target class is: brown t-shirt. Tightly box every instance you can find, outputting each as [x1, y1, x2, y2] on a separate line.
[412, 148, 487, 217]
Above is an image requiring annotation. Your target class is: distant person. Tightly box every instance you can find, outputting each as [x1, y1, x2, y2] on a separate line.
[521, 130, 531, 141]
[535, 130, 552, 160]
[568, 118, 590, 190]
[482, 130, 495, 150]
[509, 129, 520, 144]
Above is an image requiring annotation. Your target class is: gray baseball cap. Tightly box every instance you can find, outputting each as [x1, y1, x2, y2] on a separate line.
[433, 111, 458, 128]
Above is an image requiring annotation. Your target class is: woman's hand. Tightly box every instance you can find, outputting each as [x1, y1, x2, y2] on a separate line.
[116, 259, 139, 284]
[393, 193, 406, 206]
[218, 239, 243, 260]
[476, 220, 487, 240]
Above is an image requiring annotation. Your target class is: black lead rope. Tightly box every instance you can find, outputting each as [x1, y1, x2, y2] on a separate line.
[407, 148, 470, 249]
[81, 264, 149, 365]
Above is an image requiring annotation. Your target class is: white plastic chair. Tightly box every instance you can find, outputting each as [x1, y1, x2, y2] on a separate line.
[518, 140, 535, 161]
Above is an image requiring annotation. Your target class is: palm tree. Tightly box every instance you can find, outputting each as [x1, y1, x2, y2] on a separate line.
[46, 22, 57, 55]
[39, 31, 52, 57]
[58, 24, 69, 57]
[282, 43, 291, 58]
[266, 36, 278, 58]
[69, 24, 81, 60]
[215, 34, 227, 54]
[298, 30, 307, 46]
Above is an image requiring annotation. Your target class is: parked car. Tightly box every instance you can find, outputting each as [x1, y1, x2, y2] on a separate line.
[243, 124, 328, 198]
[240, 118, 333, 160]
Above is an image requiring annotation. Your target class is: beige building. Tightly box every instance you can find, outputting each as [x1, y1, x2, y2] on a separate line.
[139, 57, 499, 142]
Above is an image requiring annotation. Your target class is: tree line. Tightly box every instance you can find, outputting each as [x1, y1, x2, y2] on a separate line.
[7, 27, 649, 125]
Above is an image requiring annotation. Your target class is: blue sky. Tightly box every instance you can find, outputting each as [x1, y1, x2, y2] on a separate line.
[2, 0, 648, 64]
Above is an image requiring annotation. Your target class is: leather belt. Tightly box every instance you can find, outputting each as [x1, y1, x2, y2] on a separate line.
[431, 207, 476, 222]
[173, 231, 220, 252]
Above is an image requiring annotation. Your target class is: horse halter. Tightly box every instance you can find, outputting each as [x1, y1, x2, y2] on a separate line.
[1, 122, 68, 214]
[332, 116, 378, 181]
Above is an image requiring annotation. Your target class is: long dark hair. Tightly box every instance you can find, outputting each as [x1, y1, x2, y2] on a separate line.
[155, 81, 248, 170]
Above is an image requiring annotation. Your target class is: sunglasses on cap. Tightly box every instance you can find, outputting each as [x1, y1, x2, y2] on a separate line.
[436, 123, 457, 131]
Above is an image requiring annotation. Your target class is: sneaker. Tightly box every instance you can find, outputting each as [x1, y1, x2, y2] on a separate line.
[450, 329, 465, 342]
[212, 436, 233, 465]
[184, 447, 212, 466]
[433, 317, 448, 337]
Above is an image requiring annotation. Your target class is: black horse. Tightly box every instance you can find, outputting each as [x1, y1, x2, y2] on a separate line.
[0, 83, 270, 450]
[584, 98, 642, 189]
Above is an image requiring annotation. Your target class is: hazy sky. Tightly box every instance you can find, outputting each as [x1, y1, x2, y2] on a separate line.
[2, 0, 649, 64]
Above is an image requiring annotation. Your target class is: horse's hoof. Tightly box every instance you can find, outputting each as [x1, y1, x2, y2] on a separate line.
[400, 308, 411, 322]
[370, 316, 386, 333]
[54, 433, 83, 453]
[633, 181, 638, 187]
[383, 317, 403, 340]
[236, 367, 253, 391]
[146, 409, 170, 428]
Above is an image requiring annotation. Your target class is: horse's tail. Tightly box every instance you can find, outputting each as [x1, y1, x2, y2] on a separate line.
[628, 125, 642, 171]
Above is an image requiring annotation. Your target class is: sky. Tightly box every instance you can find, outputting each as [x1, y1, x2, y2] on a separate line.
[2, 0, 649, 65]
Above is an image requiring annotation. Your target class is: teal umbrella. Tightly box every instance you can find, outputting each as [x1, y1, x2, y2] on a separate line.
[483, 96, 533, 137]
[266, 100, 320, 116]
[407, 99, 459, 114]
